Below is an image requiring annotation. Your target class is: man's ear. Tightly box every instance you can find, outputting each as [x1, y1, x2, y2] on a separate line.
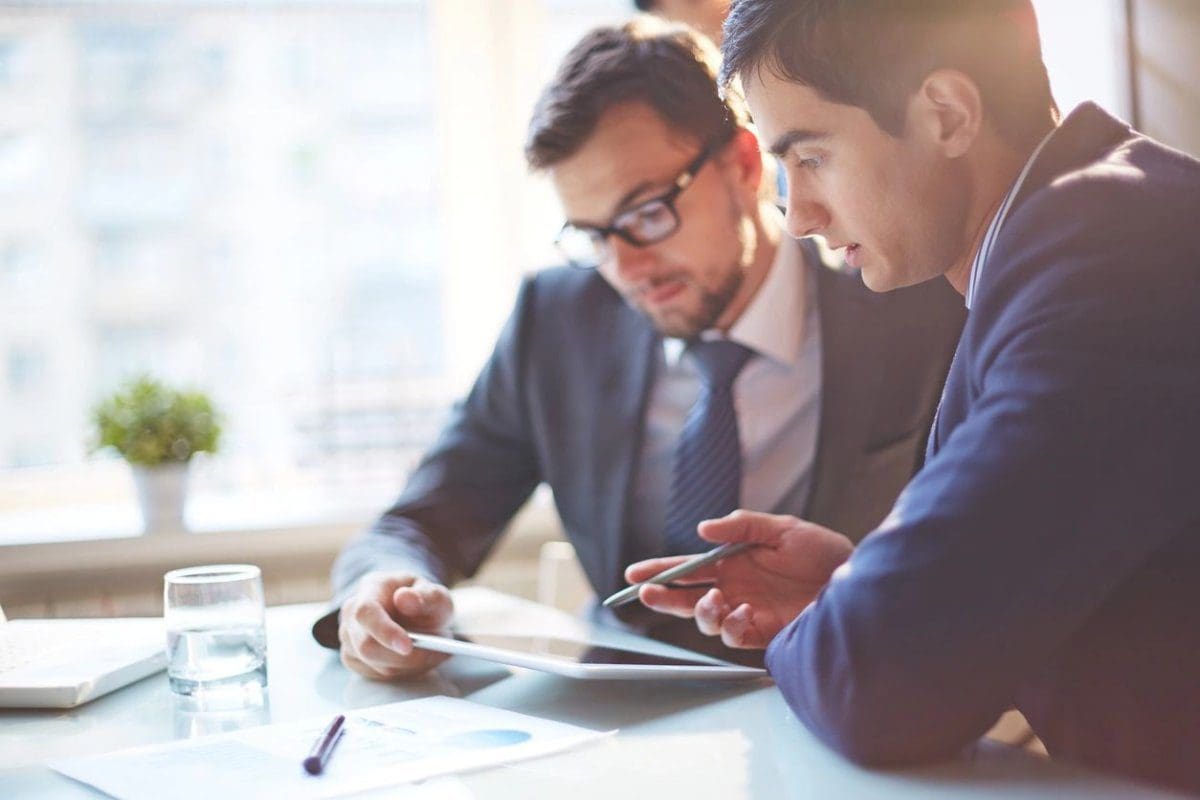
[721, 127, 765, 197]
[909, 69, 984, 159]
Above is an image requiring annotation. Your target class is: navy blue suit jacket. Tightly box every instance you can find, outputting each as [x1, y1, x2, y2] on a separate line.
[314, 242, 965, 660]
[766, 104, 1200, 793]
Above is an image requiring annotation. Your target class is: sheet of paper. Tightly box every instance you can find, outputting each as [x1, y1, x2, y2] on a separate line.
[51, 696, 612, 800]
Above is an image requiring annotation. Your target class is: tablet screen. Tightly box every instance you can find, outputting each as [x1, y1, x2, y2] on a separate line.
[452, 633, 722, 668]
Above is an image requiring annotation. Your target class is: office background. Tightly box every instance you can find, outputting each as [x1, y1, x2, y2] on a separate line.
[0, 0, 1196, 617]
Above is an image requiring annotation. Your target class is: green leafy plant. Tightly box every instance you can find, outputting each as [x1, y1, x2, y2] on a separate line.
[91, 376, 222, 466]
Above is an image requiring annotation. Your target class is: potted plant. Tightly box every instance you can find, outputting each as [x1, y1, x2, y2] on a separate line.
[91, 376, 222, 533]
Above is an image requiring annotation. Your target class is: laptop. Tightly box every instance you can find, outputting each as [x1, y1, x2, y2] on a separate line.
[0, 604, 167, 709]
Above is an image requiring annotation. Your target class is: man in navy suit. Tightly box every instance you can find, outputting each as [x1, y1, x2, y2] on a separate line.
[313, 19, 963, 675]
[630, 0, 1200, 793]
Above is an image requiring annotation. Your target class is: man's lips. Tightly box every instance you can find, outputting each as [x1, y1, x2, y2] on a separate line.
[829, 241, 863, 268]
[639, 277, 688, 306]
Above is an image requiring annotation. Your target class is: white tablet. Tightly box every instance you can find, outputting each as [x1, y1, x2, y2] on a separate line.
[408, 631, 768, 680]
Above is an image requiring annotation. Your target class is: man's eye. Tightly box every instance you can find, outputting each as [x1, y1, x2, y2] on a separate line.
[797, 155, 823, 170]
[617, 201, 672, 236]
[634, 202, 671, 223]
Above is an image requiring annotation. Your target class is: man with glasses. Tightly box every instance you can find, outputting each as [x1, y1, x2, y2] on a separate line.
[312, 17, 963, 677]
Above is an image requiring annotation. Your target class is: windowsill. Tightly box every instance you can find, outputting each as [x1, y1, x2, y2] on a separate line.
[0, 490, 389, 604]
[0, 518, 366, 601]
[0, 487, 401, 547]
[0, 487, 564, 609]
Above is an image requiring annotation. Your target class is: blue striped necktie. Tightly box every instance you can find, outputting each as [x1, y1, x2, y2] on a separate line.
[663, 339, 755, 554]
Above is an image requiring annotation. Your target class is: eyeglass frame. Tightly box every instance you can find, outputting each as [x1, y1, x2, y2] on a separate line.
[554, 140, 720, 270]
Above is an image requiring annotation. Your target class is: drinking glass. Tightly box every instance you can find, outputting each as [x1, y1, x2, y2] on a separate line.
[164, 564, 268, 699]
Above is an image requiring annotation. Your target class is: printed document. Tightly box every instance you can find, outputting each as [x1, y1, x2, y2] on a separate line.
[51, 696, 611, 800]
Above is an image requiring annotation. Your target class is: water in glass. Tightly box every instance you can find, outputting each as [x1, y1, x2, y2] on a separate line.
[164, 564, 268, 698]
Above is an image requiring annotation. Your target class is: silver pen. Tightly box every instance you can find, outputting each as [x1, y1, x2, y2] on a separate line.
[602, 542, 752, 609]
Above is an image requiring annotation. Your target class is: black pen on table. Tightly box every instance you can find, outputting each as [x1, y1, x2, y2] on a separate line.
[303, 713, 346, 775]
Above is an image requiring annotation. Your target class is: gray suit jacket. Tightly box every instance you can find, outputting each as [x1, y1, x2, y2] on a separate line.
[313, 241, 964, 656]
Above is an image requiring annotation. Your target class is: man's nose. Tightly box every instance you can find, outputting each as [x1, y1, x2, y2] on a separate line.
[608, 235, 656, 281]
[783, 183, 831, 239]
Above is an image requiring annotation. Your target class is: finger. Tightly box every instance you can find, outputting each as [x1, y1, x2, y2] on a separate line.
[354, 633, 420, 673]
[624, 555, 691, 584]
[354, 631, 453, 678]
[349, 599, 414, 655]
[392, 580, 454, 629]
[697, 509, 798, 547]
[625, 556, 717, 584]
[664, 580, 716, 590]
[344, 615, 442, 674]
[637, 582, 710, 618]
[694, 588, 732, 637]
[412, 579, 454, 623]
[720, 603, 766, 650]
[363, 573, 419, 601]
[393, 586, 424, 618]
[342, 642, 448, 681]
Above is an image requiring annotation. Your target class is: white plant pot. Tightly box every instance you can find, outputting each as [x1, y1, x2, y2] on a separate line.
[132, 462, 190, 534]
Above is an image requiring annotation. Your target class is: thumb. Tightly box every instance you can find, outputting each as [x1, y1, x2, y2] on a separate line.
[697, 509, 795, 548]
[393, 581, 453, 629]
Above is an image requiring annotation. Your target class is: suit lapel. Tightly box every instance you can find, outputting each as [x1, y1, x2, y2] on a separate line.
[926, 106, 1130, 459]
[1011, 103, 1131, 219]
[804, 247, 888, 528]
[590, 301, 658, 595]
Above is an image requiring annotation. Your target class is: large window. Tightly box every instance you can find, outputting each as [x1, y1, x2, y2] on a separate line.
[1032, 0, 1130, 117]
[0, 0, 1132, 546]
[0, 0, 626, 544]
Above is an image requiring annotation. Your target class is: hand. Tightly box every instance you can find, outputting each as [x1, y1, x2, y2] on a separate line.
[625, 510, 853, 650]
[338, 572, 454, 680]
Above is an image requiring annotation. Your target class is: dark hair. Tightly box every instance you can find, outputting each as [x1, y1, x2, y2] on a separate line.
[721, 0, 1059, 149]
[633, 0, 654, 9]
[525, 16, 748, 170]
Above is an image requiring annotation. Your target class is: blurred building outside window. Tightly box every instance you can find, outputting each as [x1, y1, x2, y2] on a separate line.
[0, 0, 1125, 547]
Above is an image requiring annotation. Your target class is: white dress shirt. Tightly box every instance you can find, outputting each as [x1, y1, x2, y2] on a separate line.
[625, 236, 823, 560]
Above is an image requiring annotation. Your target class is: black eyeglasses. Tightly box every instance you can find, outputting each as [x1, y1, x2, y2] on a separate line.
[555, 143, 717, 269]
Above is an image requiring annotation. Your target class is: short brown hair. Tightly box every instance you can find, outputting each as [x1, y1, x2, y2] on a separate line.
[525, 16, 748, 170]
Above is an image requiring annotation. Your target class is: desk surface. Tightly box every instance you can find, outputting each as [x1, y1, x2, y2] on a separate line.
[0, 589, 1182, 799]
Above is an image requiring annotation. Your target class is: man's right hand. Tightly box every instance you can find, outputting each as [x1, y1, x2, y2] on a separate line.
[337, 572, 454, 680]
[625, 510, 854, 650]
